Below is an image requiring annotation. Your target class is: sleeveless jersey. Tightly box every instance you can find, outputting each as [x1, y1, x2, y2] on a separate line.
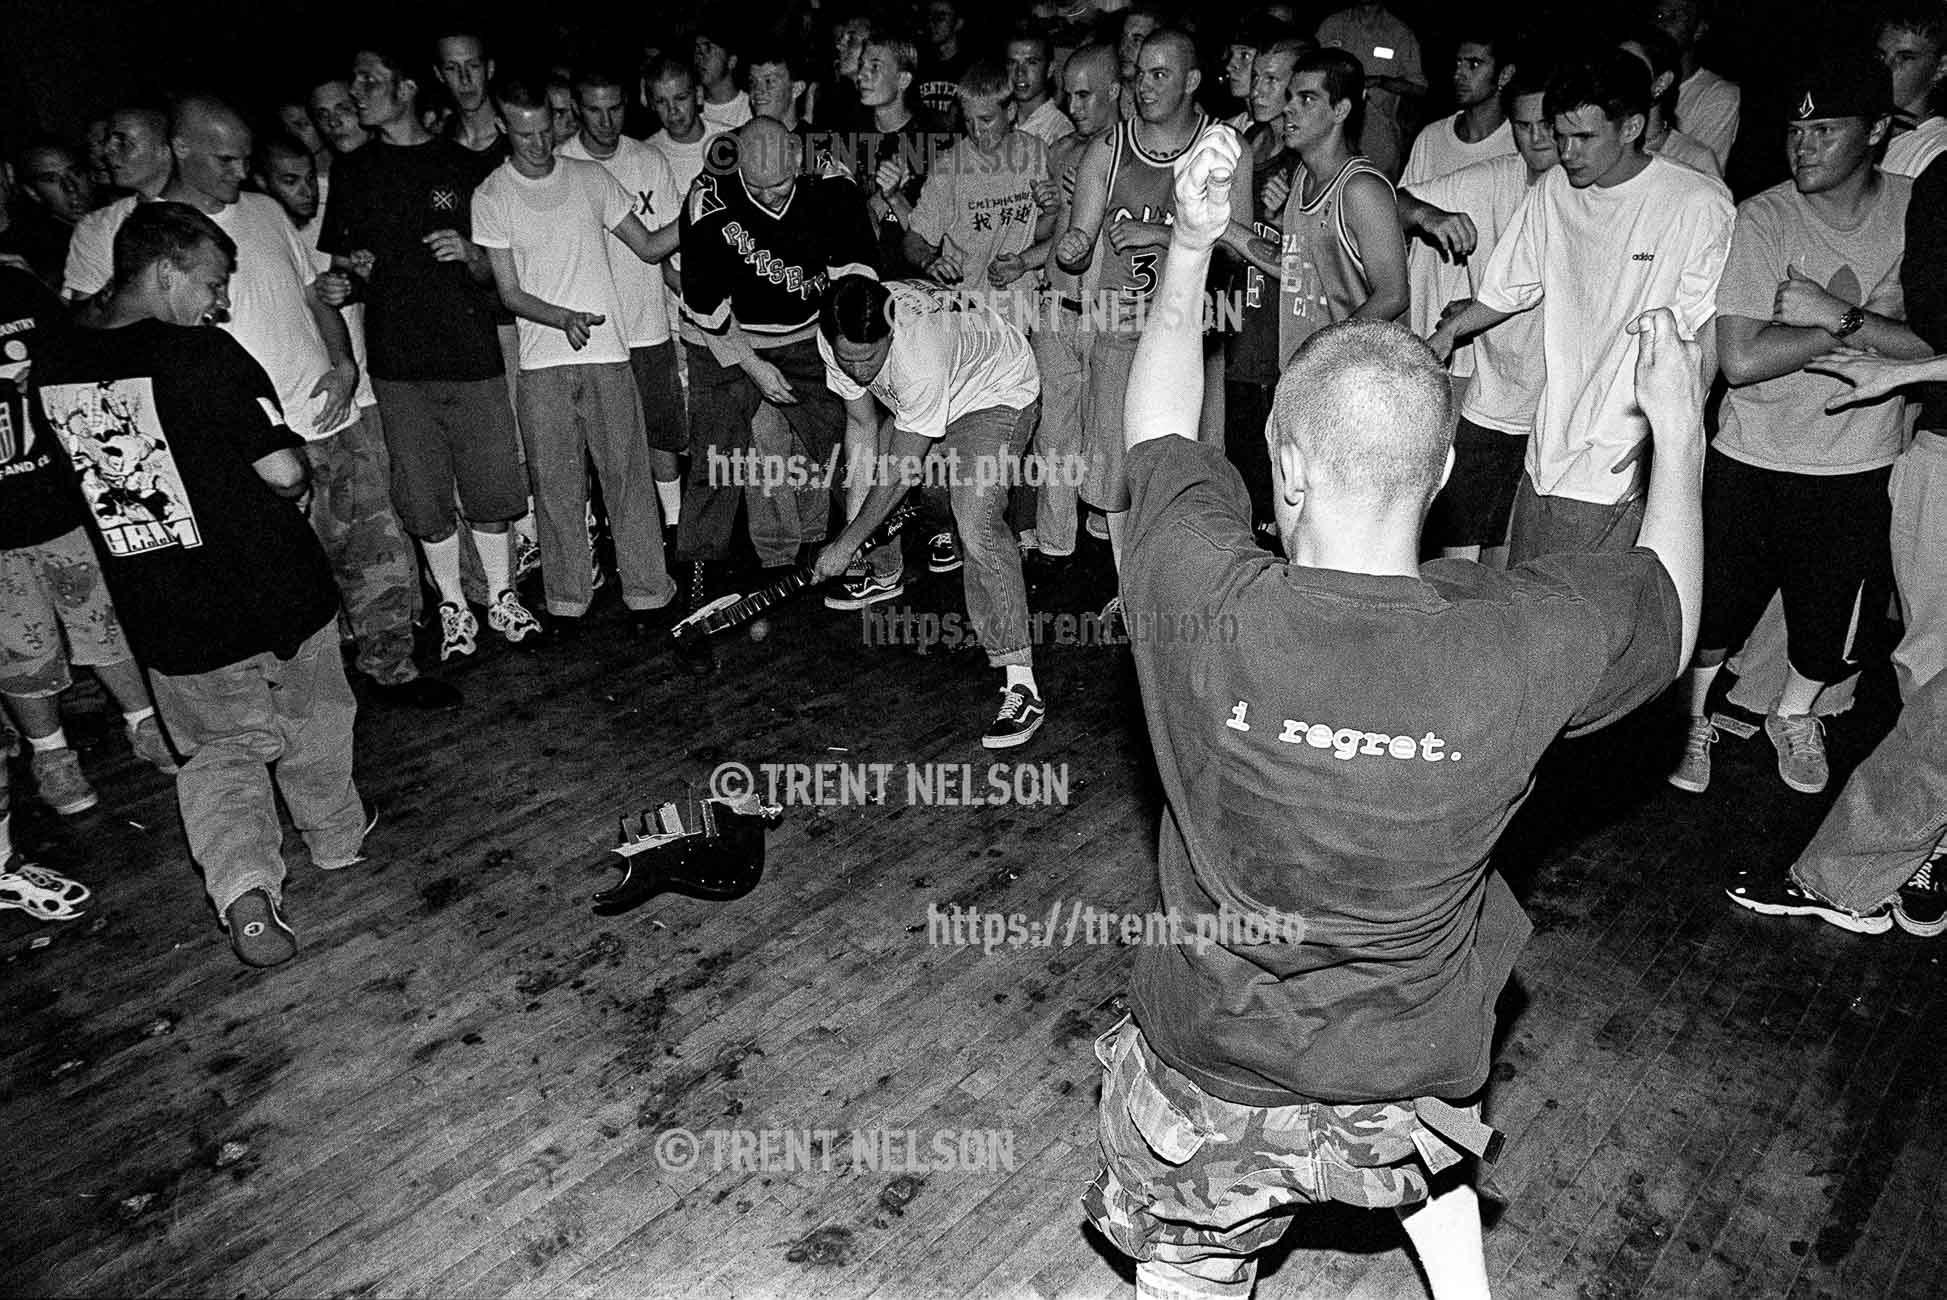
[1277, 155, 1391, 367]
[1098, 115, 1209, 317]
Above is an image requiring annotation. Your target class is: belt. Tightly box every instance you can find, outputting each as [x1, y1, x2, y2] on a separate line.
[1410, 1096, 1505, 1171]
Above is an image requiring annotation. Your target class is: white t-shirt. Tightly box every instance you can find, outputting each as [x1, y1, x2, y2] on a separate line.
[1652, 127, 1721, 179]
[1404, 154, 1543, 432]
[820, 281, 1040, 438]
[1883, 116, 1947, 179]
[1400, 116, 1513, 188]
[909, 133, 1050, 328]
[1019, 99, 1076, 146]
[471, 158, 634, 370]
[701, 91, 753, 134]
[1676, 68, 1740, 171]
[303, 172, 376, 410]
[650, 129, 711, 199]
[213, 194, 360, 442]
[559, 135, 681, 347]
[1476, 156, 1735, 504]
[62, 195, 139, 299]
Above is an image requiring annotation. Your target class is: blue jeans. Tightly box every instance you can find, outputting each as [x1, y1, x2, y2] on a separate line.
[1791, 662, 1947, 913]
[866, 402, 1038, 668]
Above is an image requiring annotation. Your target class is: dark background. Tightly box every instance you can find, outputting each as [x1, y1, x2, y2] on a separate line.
[0, 0, 1888, 200]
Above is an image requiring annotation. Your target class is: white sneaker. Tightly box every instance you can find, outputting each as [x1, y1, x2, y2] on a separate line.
[1667, 717, 1717, 794]
[438, 602, 478, 661]
[487, 590, 542, 643]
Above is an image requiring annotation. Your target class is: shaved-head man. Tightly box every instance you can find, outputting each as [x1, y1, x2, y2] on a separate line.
[63, 107, 172, 300]
[1057, 30, 1251, 578]
[151, 95, 458, 707]
[436, 30, 501, 156]
[670, 113, 881, 672]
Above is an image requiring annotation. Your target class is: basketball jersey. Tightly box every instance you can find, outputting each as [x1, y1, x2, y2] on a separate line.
[1277, 155, 1391, 367]
[1098, 115, 1209, 316]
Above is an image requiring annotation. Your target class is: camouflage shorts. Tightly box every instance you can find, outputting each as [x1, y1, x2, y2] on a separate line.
[1083, 1017, 1477, 1272]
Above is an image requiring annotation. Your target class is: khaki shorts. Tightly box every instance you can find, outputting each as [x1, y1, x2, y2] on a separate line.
[1084, 1017, 1480, 1270]
[0, 526, 133, 697]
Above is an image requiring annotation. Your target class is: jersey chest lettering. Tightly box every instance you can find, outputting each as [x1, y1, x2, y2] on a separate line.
[720, 221, 823, 300]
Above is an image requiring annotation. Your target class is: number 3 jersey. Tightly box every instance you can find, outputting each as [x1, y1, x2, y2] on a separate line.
[679, 171, 881, 343]
[1097, 116, 1209, 324]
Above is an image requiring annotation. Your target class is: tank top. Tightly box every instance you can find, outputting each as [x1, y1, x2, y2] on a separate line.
[1277, 155, 1391, 367]
[1098, 115, 1209, 321]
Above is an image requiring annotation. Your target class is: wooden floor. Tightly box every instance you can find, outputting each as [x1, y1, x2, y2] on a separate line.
[3, 545, 1943, 1300]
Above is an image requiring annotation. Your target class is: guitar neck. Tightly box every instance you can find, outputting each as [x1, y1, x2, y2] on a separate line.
[703, 570, 811, 635]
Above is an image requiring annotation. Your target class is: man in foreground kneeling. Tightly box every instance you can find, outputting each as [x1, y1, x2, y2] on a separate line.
[1085, 123, 1705, 1298]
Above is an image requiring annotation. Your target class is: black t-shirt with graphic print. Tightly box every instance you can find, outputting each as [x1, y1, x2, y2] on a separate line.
[318, 136, 505, 382]
[0, 267, 82, 550]
[30, 320, 339, 676]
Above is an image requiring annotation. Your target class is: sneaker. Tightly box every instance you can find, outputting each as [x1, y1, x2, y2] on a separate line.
[928, 531, 962, 574]
[1765, 712, 1829, 794]
[1893, 851, 1947, 938]
[514, 533, 542, 583]
[824, 569, 907, 610]
[224, 888, 297, 967]
[31, 747, 98, 816]
[486, 590, 542, 643]
[128, 715, 181, 775]
[438, 602, 479, 661]
[1667, 717, 1717, 794]
[983, 683, 1046, 749]
[315, 801, 380, 871]
[0, 856, 90, 920]
[1725, 870, 1891, 934]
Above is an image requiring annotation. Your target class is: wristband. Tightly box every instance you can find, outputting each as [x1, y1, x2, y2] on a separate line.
[1834, 306, 1866, 339]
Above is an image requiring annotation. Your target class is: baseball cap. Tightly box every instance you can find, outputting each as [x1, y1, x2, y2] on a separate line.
[1786, 53, 1893, 122]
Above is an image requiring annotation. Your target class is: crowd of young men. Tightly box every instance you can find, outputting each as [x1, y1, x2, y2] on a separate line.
[3, 4, 1947, 1290]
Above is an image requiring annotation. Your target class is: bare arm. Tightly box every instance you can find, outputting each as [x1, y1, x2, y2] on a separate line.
[1342, 172, 1408, 323]
[1054, 135, 1114, 274]
[1628, 309, 1707, 669]
[485, 245, 605, 351]
[611, 214, 679, 264]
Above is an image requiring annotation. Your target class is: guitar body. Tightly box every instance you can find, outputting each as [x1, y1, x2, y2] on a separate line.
[592, 797, 785, 916]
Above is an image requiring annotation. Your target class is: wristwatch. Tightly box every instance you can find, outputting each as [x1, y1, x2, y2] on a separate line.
[1834, 306, 1867, 338]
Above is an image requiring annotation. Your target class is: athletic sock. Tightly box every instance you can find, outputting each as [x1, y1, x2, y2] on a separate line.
[656, 479, 682, 528]
[473, 527, 513, 600]
[1005, 664, 1037, 696]
[1106, 509, 1127, 572]
[28, 729, 68, 753]
[1, 813, 13, 864]
[423, 534, 466, 608]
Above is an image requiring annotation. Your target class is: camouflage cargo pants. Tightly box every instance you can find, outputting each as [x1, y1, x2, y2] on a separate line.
[306, 408, 420, 686]
[1084, 1017, 1486, 1299]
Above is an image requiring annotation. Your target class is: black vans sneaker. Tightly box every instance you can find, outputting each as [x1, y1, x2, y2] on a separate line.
[1893, 852, 1947, 938]
[224, 888, 298, 967]
[982, 683, 1045, 749]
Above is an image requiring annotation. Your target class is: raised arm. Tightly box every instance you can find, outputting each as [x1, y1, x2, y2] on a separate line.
[1628, 308, 1707, 669]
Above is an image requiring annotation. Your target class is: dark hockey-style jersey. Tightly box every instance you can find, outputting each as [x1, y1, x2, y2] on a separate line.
[679, 171, 881, 339]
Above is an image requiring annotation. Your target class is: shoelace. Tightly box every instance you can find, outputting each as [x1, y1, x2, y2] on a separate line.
[996, 688, 1032, 722]
[1907, 857, 1939, 895]
[1777, 715, 1825, 758]
[441, 607, 468, 634]
[1685, 720, 1717, 756]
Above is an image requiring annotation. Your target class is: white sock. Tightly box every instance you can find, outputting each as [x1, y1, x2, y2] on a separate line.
[1005, 665, 1037, 695]
[28, 729, 68, 753]
[123, 706, 155, 733]
[1106, 510, 1127, 572]
[1, 813, 13, 864]
[423, 534, 466, 608]
[473, 527, 513, 599]
[656, 479, 682, 528]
